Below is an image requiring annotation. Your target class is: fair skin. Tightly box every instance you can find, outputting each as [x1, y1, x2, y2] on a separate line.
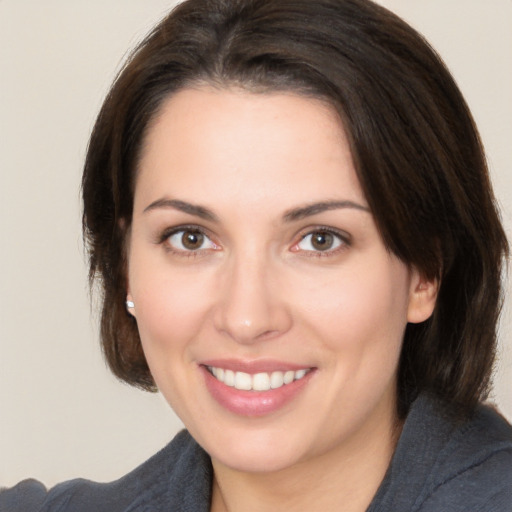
[127, 87, 437, 511]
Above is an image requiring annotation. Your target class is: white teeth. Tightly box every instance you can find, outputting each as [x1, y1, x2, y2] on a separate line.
[235, 371, 252, 390]
[208, 366, 310, 391]
[253, 372, 271, 391]
[295, 369, 307, 380]
[224, 369, 235, 387]
[270, 371, 284, 389]
[283, 370, 295, 384]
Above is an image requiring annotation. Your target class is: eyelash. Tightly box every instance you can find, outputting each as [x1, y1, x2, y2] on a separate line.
[292, 227, 351, 257]
[157, 225, 219, 257]
[157, 225, 351, 257]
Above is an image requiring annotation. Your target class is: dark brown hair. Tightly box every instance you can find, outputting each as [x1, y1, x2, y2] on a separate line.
[82, 0, 508, 416]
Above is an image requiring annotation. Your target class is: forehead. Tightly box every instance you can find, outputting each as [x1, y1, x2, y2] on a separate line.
[135, 86, 366, 213]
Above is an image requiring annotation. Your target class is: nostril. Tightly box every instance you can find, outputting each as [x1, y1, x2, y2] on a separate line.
[255, 329, 280, 341]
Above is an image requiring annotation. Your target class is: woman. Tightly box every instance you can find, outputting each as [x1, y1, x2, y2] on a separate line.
[2, 0, 511, 510]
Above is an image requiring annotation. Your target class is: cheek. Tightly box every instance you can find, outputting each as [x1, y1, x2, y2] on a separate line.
[130, 266, 217, 416]
[129, 261, 216, 359]
[291, 258, 411, 357]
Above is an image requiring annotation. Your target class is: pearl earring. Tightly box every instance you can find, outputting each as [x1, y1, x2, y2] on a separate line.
[126, 300, 135, 309]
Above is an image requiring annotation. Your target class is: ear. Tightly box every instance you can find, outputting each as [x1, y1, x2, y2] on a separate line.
[407, 270, 439, 324]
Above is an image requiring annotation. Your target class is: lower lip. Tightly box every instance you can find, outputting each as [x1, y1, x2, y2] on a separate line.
[201, 366, 314, 417]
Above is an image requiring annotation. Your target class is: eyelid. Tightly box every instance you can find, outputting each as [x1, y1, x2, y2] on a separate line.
[156, 224, 350, 256]
[291, 226, 352, 255]
[157, 224, 220, 253]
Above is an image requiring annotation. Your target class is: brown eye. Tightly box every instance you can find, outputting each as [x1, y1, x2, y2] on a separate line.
[297, 230, 345, 252]
[167, 229, 216, 252]
[182, 231, 204, 250]
[311, 231, 334, 251]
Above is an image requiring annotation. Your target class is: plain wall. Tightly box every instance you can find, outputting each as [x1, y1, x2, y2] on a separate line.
[1, 0, 511, 487]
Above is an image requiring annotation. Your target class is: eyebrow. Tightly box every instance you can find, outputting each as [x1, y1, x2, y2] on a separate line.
[143, 198, 219, 222]
[283, 200, 370, 222]
[143, 198, 369, 223]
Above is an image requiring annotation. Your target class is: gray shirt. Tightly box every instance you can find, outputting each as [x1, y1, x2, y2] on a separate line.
[2, 394, 511, 511]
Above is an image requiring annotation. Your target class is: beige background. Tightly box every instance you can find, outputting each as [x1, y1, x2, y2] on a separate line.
[1, 0, 511, 487]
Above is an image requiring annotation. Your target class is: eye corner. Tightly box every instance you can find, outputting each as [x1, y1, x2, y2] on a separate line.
[291, 227, 351, 256]
[158, 224, 221, 256]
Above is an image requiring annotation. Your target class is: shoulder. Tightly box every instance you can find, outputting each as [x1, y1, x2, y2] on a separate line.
[416, 401, 512, 511]
[369, 394, 512, 512]
[0, 430, 212, 512]
[0, 479, 47, 512]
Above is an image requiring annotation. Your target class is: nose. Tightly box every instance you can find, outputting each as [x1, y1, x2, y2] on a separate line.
[213, 253, 292, 344]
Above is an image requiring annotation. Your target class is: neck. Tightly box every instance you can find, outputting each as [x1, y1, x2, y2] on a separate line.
[210, 405, 402, 512]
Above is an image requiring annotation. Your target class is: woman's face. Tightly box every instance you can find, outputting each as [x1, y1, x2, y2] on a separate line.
[127, 87, 436, 473]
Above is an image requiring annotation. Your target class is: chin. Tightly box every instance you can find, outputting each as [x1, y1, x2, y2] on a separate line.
[191, 419, 315, 474]
[212, 441, 304, 474]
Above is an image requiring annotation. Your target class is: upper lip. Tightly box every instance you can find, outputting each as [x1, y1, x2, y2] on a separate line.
[200, 358, 314, 374]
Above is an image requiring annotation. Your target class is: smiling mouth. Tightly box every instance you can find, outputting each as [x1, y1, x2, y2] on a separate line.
[206, 366, 312, 391]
